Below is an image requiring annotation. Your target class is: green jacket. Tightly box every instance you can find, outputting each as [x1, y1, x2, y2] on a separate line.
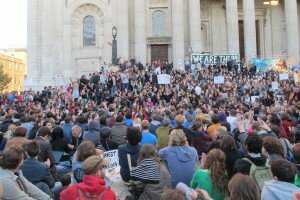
[190, 168, 224, 200]
[156, 126, 171, 149]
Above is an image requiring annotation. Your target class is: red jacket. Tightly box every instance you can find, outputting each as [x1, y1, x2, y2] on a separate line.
[60, 175, 116, 200]
[282, 120, 292, 139]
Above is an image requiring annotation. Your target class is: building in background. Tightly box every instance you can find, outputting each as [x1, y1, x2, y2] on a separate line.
[27, 0, 300, 88]
[0, 50, 26, 93]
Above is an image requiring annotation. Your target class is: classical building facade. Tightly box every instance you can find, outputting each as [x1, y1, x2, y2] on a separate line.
[0, 51, 26, 93]
[27, 0, 300, 88]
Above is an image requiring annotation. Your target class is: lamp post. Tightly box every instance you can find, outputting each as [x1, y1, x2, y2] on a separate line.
[264, 0, 278, 58]
[112, 26, 118, 65]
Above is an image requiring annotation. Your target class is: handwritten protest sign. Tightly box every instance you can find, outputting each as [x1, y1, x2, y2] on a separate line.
[279, 73, 289, 81]
[272, 82, 279, 90]
[214, 76, 225, 84]
[103, 150, 122, 182]
[157, 74, 171, 84]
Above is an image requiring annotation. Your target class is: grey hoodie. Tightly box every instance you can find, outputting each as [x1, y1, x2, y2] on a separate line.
[261, 180, 300, 200]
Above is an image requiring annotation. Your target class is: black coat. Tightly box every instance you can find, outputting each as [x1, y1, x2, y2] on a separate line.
[224, 150, 243, 178]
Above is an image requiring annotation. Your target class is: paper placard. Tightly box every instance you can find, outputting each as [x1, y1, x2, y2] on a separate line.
[279, 73, 289, 80]
[272, 82, 279, 90]
[103, 150, 122, 182]
[251, 96, 260, 103]
[157, 74, 171, 84]
[214, 76, 225, 84]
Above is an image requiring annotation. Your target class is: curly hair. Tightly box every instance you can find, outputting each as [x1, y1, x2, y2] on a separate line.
[126, 127, 142, 146]
[168, 129, 187, 146]
[263, 136, 284, 156]
[204, 149, 228, 195]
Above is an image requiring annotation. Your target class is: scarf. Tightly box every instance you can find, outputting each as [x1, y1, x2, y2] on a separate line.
[130, 158, 160, 184]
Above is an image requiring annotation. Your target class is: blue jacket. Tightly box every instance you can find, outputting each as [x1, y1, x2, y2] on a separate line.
[21, 157, 55, 189]
[261, 180, 300, 200]
[118, 144, 141, 182]
[61, 123, 73, 143]
[159, 146, 198, 188]
[124, 118, 133, 127]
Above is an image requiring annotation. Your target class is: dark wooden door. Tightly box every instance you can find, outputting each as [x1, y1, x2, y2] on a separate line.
[238, 20, 245, 60]
[151, 45, 168, 63]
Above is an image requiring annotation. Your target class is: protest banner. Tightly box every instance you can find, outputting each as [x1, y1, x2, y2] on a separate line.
[214, 76, 225, 84]
[103, 150, 122, 182]
[191, 54, 240, 65]
[272, 82, 279, 90]
[279, 73, 289, 81]
[157, 74, 171, 84]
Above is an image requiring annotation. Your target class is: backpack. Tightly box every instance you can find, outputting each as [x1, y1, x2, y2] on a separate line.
[243, 158, 272, 189]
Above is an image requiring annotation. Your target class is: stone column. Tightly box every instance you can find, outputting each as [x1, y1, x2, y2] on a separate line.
[189, 0, 202, 53]
[42, 0, 54, 84]
[134, 0, 147, 64]
[226, 0, 240, 55]
[118, 0, 129, 60]
[285, 0, 300, 65]
[27, 0, 38, 80]
[172, 0, 185, 69]
[243, 0, 256, 62]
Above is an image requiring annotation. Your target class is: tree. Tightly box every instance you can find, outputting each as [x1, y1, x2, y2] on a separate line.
[0, 64, 11, 91]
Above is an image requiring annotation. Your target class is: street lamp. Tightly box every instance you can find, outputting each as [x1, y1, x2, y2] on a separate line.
[264, 0, 278, 58]
[112, 26, 118, 65]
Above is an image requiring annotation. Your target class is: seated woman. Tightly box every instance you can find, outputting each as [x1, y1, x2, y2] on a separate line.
[190, 121, 212, 157]
[118, 127, 142, 183]
[220, 135, 243, 178]
[129, 144, 171, 200]
[71, 141, 102, 183]
[190, 148, 228, 200]
[50, 127, 71, 174]
[228, 173, 260, 200]
[159, 129, 198, 188]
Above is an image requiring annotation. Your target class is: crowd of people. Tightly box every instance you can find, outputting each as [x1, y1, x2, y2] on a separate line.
[0, 57, 300, 200]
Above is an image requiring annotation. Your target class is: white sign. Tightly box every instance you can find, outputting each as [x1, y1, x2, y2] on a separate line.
[214, 76, 225, 84]
[272, 82, 279, 90]
[157, 74, 171, 84]
[251, 96, 260, 103]
[103, 150, 122, 182]
[295, 73, 299, 83]
[155, 67, 161, 75]
[279, 73, 289, 81]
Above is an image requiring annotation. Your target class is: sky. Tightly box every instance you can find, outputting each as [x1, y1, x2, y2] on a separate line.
[0, 0, 27, 49]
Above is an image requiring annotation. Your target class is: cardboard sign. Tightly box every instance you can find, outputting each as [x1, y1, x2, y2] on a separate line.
[103, 150, 122, 182]
[157, 74, 171, 84]
[214, 76, 225, 84]
[272, 82, 279, 90]
[279, 73, 289, 81]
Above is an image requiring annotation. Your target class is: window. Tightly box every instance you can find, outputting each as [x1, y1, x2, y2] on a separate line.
[201, 23, 208, 51]
[152, 11, 166, 36]
[83, 15, 96, 46]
